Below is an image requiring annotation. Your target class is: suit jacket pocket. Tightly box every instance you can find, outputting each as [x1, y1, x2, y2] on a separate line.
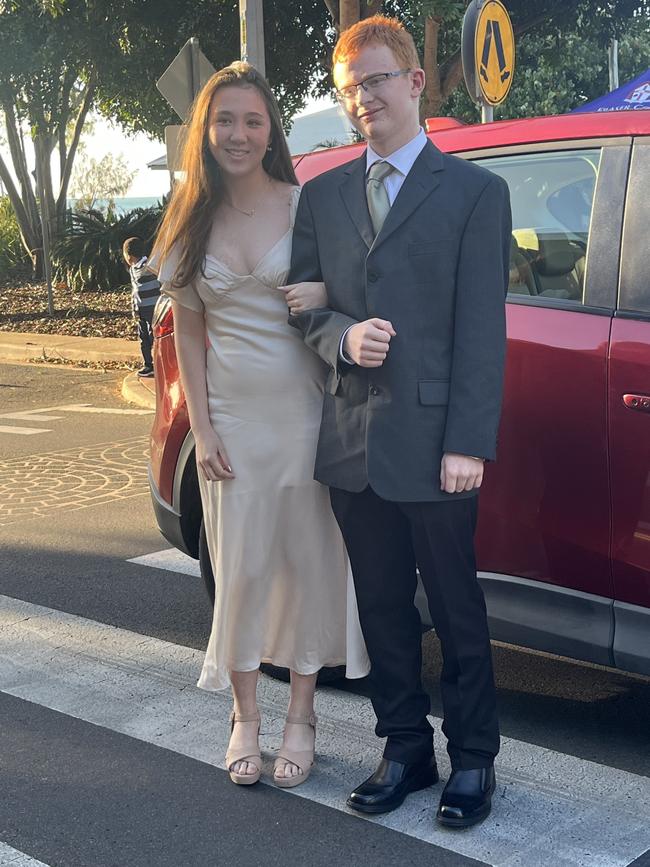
[408, 240, 454, 256]
[418, 380, 450, 405]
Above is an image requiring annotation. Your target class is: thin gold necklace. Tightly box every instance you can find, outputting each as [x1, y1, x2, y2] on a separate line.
[226, 200, 256, 217]
[225, 176, 272, 218]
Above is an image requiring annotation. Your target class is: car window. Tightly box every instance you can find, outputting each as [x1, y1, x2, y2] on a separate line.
[475, 149, 601, 306]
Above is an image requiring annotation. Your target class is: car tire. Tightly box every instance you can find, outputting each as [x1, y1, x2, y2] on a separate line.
[198, 520, 215, 607]
[198, 520, 347, 686]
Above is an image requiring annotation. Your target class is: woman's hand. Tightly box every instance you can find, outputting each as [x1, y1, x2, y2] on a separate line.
[279, 281, 327, 315]
[195, 427, 235, 482]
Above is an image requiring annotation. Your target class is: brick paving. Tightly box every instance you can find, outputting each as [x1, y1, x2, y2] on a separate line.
[0, 436, 149, 526]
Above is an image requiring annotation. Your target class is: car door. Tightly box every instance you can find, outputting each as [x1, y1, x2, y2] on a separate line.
[466, 140, 630, 666]
[609, 137, 650, 676]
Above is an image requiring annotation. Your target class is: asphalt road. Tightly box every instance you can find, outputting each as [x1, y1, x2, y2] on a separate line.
[0, 362, 648, 867]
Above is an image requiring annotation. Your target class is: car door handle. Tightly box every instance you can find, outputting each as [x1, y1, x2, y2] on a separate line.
[623, 394, 650, 412]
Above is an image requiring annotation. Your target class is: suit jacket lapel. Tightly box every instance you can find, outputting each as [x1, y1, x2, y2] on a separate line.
[372, 140, 445, 252]
[339, 153, 374, 250]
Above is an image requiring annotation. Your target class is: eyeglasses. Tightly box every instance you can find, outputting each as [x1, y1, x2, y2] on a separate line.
[335, 69, 412, 103]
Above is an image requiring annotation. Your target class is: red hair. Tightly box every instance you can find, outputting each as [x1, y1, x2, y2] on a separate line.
[333, 14, 421, 70]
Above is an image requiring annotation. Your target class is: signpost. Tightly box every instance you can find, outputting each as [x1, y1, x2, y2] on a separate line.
[462, 0, 515, 123]
[240, 0, 266, 76]
[156, 38, 215, 173]
[156, 4, 265, 173]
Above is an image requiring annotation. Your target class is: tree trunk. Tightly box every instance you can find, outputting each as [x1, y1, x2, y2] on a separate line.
[56, 73, 96, 234]
[324, 0, 378, 35]
[420, 16, 444, 120]
[340, 0, 360, 32]
[0, 152, 40, 267]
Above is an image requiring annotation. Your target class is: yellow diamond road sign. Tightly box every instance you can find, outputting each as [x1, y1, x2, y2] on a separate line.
[475, 0, 515, 106]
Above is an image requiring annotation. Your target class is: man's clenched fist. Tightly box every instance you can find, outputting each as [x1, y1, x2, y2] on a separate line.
[343, 318, 396, 367]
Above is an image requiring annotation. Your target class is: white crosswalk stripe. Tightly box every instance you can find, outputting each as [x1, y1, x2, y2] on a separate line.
[1, 589, 649, 867]
[127, 548, 201, 577]
[0, 404, 152, 436]
[0, 426, 51, 436]
[0, 842, 50, 866]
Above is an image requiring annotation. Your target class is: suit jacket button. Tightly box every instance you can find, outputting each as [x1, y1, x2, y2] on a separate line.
[369, 385, 380, 396]
[367, 271, 378, 282]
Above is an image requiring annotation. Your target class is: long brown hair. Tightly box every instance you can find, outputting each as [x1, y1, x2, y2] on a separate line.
[153, 61, 298, 289]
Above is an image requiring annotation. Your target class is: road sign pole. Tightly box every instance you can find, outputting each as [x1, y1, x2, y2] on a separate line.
[481, 103, 494, 124]
[190, 37, 201, 99]
[240, 0, 265, 77]
[608, 39, 619, 92]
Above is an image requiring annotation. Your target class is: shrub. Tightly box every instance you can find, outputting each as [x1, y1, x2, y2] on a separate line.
[52, 205, 163, 292]
[0, 197, 30, 276]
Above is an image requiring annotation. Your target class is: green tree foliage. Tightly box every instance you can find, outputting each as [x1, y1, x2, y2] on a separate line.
[0, 196, 30, 275]
[0, 0, 334, 275]
[52, 205, 162, 292]
[381, 1, 650, 119]
[1, 0, 648, 284]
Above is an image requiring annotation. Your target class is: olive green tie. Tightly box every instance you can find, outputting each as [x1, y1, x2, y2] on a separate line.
[366, 160, 395, 237]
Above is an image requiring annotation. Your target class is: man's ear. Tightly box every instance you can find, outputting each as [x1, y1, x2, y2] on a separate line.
[411, 68, 425, 97]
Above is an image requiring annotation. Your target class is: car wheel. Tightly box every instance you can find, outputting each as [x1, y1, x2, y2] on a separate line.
[198, 521, 346, 686]
[198, 520, 215, 606]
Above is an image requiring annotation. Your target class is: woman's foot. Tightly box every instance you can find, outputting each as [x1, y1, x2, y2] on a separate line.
[226, 710, 262, 785]
[273, 712, 317, 788]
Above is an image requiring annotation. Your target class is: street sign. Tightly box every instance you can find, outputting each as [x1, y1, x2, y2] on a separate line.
[462, 0, 515, 115]
[156, 38, 216, 122]
[164, 125, 188, 174]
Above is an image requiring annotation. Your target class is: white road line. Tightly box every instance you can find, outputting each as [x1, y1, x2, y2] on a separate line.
[56, 404, 152, 416]
[127, 548, 201, 577]
[0, 842, 50, 866]
[1, 594, 649, 867]
[0, 405, 75, 420]
[0, 426, 51, 436]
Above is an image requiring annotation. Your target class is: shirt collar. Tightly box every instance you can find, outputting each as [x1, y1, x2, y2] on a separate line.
[366, 128, 428, 177]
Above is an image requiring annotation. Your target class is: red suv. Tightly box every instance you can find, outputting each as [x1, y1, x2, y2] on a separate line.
[149, 110, 650, 677]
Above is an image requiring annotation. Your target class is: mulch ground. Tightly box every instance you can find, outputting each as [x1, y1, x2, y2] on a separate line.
[0, 275, 141, 370]
[0, 276, 138, 341]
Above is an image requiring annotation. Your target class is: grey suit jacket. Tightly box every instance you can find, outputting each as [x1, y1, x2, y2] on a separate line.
[289, 139, 512, 502]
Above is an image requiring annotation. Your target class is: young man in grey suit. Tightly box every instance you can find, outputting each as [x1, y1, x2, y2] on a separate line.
[288, 14, 511, 828]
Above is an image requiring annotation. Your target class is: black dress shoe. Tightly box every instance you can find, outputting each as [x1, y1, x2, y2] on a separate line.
[436, 766, 496, 828]
[347, 757, 439, 815]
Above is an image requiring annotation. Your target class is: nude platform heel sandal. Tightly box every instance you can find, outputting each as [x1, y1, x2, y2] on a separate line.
[273, 712, 317, 789]
[226, 710, 262, 785]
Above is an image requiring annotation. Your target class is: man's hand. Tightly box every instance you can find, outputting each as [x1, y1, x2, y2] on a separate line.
[440, 452, 484, 494]
[343, 318, 396, 367]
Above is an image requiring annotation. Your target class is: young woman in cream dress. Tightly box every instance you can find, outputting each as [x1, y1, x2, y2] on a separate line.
[153, 62, 368, 789]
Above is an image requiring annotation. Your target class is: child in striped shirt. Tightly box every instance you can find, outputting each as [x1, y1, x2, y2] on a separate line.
[123, 237, 161, 377]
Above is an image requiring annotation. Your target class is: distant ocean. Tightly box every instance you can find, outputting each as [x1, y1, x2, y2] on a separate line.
[67, 196, 163, 215]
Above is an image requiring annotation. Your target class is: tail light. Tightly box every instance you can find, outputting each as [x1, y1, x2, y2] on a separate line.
[153, 295, 174, 338]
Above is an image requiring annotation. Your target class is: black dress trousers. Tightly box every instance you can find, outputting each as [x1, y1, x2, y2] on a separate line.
[330, 485, 499, 770]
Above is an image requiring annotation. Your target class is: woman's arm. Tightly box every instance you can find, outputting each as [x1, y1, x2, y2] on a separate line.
[172, 301, 235, 481]
[279, 281, 327, 315]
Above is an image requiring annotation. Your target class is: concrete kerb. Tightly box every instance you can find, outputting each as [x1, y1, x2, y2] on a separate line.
[121, 372, 156, 410]
[0, 329, 155, 411]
